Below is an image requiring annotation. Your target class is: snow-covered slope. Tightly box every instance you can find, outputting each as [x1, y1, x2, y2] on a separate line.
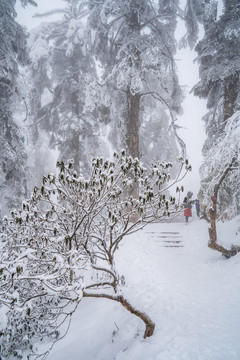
[48, 219, 240, 360]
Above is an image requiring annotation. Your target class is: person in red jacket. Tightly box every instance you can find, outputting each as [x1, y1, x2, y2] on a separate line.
[183, 191, 193, 223]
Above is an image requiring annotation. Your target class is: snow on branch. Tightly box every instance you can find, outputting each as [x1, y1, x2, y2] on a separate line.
[200, 111, 240, 217]
[0, 151, 190, 359]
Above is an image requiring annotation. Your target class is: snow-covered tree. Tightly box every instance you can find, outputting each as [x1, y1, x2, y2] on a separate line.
[0, 0, 37, 218]
[199, 111, 240, 217]
[191, 0, 240, 256]
[87, 0, 185, 163]
[0, 151, 190, 359]
[25, 0, 102, 177]
[198, 111, 240, 256]
[178, 0, 205, 49]
[194, 0, 240, 219]
[22, 0, 203, 184]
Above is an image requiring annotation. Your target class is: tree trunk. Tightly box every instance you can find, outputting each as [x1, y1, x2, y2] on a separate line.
[126, 90, 140, 160]
[208, 241, 228, 254]
[208, 206, 217, 245]
[224, 74, 238, 122]
[208, 157, 238, 258]
[82, 291, 155, 338]
[125, 0, 141, 160]
[118, 295, 155, 338]
[125, 90, 141, 222]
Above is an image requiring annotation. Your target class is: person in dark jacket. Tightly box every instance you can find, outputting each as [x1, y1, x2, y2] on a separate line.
[183, 191, 193, 223]
[194, 199, 200, 217]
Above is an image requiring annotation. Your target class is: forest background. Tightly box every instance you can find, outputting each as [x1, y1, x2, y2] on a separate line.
[1, 0, 213, 221]
[15, 0, 207, 198]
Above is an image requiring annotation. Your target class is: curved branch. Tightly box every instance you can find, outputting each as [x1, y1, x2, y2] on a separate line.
[141, 88, 186, 158]
[82, 291, 155, 338]
[33, 9, 67, 18]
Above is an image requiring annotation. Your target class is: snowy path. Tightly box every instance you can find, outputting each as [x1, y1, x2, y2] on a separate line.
[48, 220, 240, 360]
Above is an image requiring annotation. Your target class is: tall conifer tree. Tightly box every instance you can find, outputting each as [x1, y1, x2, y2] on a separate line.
[87, 0, 185, 164]
[0, 0, 37, 218]
[194, 0, 240, 217]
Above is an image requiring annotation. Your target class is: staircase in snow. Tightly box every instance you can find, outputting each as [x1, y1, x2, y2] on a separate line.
[146, 231, 183, 248]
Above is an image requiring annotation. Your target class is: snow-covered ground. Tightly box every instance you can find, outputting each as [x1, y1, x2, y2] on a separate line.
[46, 217, 240, 360]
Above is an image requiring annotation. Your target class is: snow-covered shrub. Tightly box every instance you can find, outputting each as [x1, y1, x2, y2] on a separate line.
[0, 151, 190, 359]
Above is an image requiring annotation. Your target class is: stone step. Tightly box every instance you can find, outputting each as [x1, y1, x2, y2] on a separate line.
[147, 231, 184, 248]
